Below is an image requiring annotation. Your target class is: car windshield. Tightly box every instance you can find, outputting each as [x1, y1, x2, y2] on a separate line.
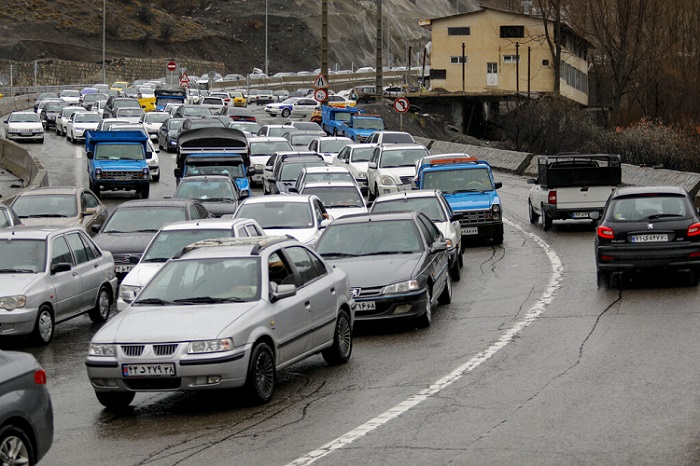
[63, 108, 85, 118]
[291, 134, 317, 147]
[114, 100, 140, 108]
[135, 257, 260, 304]
[422, 167, 494, 193]
[269, 127, 295, 137]
[184, 163, 245, 178]
[606, 195, 690, 222]
[292, 122, 322, 132]
[379, 148, 428, 168]
[303, 172, 354, 184]
[156, 97, 182, 106]
[175, 180, 236, 201]
[250, 141, 293, 155]
[13, 194, 77, 218]
[187, 119, 224, 129]
[76, 114, 101, 123]
[0, 239, 46, 273]
[382, 134, 414, 144]
[303, 186, 363, 208]
[350, 147, 373, 162]
[46, 104, 64, 112]
[182, 107, 212, 117]
[102, 207, 187, 233]
[319, 140, 351, 153]
[371, 197, 447, 222]
[95, 143, 144, 161]
[82, 94, 99, 103]
[281, 161, 326, 181]
[230, 122, 261, 133]
[142, 229, 234, 262]
[10, 113, 40, 123]
[117, 109, 145, 117]
[316, 219, 423, 257]
[144, 113, 169, 123]
[236, 202, 313, 229]
[167, 120, 184, 130]
[354, 119, 384, 130]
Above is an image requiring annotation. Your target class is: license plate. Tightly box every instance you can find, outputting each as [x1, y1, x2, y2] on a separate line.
[115, 264, 133, 273]
[354, 301, 376, 311]
[572, 211, 590, 218]
[115, 176, 131, 181]
[122, 363, 176, 377]
[461, 227, 478, 235]
[22, 132, 32, 136]
[630, 234, 669, 243]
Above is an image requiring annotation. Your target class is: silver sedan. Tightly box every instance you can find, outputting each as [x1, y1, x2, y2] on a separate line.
[86, 236, 354, 409]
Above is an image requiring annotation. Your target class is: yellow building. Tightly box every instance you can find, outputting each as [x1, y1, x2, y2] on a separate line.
[421, 5, 590, 106]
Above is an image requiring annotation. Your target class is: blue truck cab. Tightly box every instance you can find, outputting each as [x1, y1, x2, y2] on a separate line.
[321, 105, 361, 136]
[174, 127, 252, 197]
[85, 130, 151, 199]
[339, 113, 385, 143]
[414, 154, 504, 245]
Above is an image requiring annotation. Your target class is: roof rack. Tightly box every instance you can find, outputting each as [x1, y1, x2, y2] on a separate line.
[172, 236, 291, 259]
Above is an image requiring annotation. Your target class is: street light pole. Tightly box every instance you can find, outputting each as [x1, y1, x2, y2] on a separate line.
[102, 0, 106, 83]
[265, 0, 268, 76]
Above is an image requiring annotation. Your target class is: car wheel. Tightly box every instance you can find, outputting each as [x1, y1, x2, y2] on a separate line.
[493, 234, 504, 245]
[281, 108, 291, 118]
[91, 182, 101, 198]
[39, 138, 44, 144]
[89, 286, 111, 323]
[95, 391, 135, 409]
[438, 275, 452, 305]
[152, 174, 160, 182]
[528, 199, 539, 224]
[450, 259, 461, 281]
[55, 126, 61, 135]
[458, 250, 464, 268]
[0, 425, 34, 466]
[67, 132, 72, 143]
[31, 305, 54, 345]
[417, 289, 432, 328]
[322, 311, 353, 365]
[139, 185, 150, 199]
[332, 128, 337, 136]
[596, 269, 610, 288]
[244, 342, 276, 404]
[541, 204, 552, 231]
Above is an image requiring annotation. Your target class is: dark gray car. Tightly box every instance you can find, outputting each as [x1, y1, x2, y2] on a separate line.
[0, 350, 53, 465]
[173, 175, 243, 217]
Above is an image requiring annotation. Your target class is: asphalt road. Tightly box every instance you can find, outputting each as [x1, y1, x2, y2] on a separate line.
[4, 105, 700, 466]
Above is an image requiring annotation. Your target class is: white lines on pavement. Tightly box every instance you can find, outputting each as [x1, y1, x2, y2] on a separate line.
[286, 217, 563, 466]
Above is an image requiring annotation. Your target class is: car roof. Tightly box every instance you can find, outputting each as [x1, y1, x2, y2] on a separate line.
[380, 144, 427, 151]
[15, 186, 81, 196]
[317, 136, 353, 142]
[302, 180, 358, 189]
[178, 175, 232, 183]
[11, 111, 38, 116]
[0, 225, 85, 240]
[373, 189, 441, 202]
[251, 137, 288, 143]
[160, 218, 259, 232]
[176, 235, 295, 260]
[117, 199, 201, 209]
[329, 211, 417, 225]
[241, 194, 315, 205]
[302, 166, 351, 174]
[612, 186, 687, 198]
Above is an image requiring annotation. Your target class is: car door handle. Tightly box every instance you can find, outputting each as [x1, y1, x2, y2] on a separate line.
[72, 272, 79, 276]
[330, 287, 335, 295]
[305, 301, 311, 310]
[94, 263, 99, 268]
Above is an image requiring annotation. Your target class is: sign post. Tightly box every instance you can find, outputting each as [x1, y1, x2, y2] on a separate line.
[166, 61, 177, 86]
[393, 97, 410, 131]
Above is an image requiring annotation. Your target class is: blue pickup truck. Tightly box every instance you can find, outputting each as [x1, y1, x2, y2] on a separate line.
[414, 155, 504, 245]
[321, 105, 360, 136]
[85, 131, 151, 199]
[339, 113, 385, 143]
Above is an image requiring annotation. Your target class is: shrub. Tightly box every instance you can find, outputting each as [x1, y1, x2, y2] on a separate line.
[138, 3, 155, 24]
[159, 19, 176, 40]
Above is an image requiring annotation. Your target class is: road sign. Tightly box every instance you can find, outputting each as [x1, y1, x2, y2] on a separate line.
[179, 72, 189, 87]
[393, 97, 410, 113]
[312, 73, 329, 89]
[314, 88, 328, 102]
[167, 61, 177, 71]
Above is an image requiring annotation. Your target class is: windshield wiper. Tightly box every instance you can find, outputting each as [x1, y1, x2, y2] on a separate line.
[0, 268, 35, 273]
[133, 229, 160, 233]
[321, 252, 360, 258]
[134, 298, 171, 305]
[648, 213, 684, 220]
[24, 214, 70, 218]
[173, 296, 245, 304]
[370, 251, 415, 256]
[142, 257, 168, 263]
[332, 204, 362, 208]
[453, 188, 485, 193]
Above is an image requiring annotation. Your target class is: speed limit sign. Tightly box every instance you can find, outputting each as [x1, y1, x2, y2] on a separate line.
[314, 88, 328, 102]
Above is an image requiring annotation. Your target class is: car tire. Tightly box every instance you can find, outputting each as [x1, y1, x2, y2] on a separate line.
[332, 128, 338, 136]
[417, 289, 432, 328]
[0, 425, 34, 466]
[244, 342, 276, 404]
[88, 286, 111, 323]
[458, 250, 464, 268]
[91, 182, 101, 198]
[450, 259, 461, 281]
[152, 174, 160, 182]
[139, 185, 150, 199]
[528, 200, 539, 224]
[38, 138, 44, 144]
[322, 311, 353, 365]
[67, 132, 72, 143]
[95, 391, 135, 409]
[596, 269, 610, 288]
[541, 204, 552, 231]
[493, 234, 504, 245]
[369, 183, 378, 202]
[438, 276, 452, 305]
[31, 305, 54, 345]
[281, 108, 291, 118]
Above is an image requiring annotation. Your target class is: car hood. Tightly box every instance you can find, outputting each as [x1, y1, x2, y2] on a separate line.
[326, 255, 420, 287]
[121, 262, 164, 288]
[94, 302, 259, 342]
[9, 122, 43, 131]
[349, 162, 369, 173]
[380, 166, 416, 179]
[325, 207, 367, 219]
[93, 159, 147, 171]
[443, 191, 497, 212]
[93, 233, 156, 254]
[263, 227, 317, 244]
[197, 200, 239, 217]
[74, 122, 100, 130]
[0, 273, 45, 294]
[19, 217, 81, 228]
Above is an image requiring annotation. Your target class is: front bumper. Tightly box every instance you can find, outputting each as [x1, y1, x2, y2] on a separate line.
[0, 306, 40, 337]
[596, 242, 700, 271]
[352, 289, 428, 322]
[6, 132, 43, 142]
[459, 220, 504, 242]
[376, 181, 412, 196]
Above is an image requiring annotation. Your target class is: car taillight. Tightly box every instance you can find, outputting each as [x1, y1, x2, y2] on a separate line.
[34, 369, 47, 385]
[597, 225, 614, 239]
[548, 190, 557, 205]
[688, 223, 700, 237]
[600, 255, 615, 262]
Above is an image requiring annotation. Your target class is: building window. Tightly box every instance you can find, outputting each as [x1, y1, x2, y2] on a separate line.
[560, 62, 588, 93]
[487, 63, 498, 74]
[500, 25, 524, 38]
[448, 27, 471, 36]
[430, 69, 447, 80]
[450, 56, 468, 64]
[503, 55, 520, 64]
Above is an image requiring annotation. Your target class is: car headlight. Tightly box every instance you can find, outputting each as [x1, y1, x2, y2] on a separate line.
[119, 285, 142, 303]
[254, 164, 264, 171]
[89, 343, 116, 357]
[0, 295, 27, 310]
[491, 204, 501, 221]
[187, 338, 233, 354]
[382, 280, 419, 295]
[380, 175, 396, 186]
[356, 172, 367, 179]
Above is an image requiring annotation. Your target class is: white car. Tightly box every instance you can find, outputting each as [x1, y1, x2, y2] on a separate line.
[247, 137, 294, 184]
[291, 97, 320, 116]
[307, 136, 354, 163]
[58, 89, 81, 105]
[265, 97, 301, 117]
[139, 112, 169, 139]
[55, 106, 88, 136]
[233, 195, 332, 248]
[114, 107, 146, 124]
[332, 143, 375, 187]
[4, 111, 44, 143]
[299, 181, 367, 219]
[66, 111, 101, 143]
[116, 218, 266, 310]
[367, 144, 430, 199]
[292, 166, 359, 194]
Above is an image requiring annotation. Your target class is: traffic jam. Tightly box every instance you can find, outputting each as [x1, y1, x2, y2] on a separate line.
[3, 72, 700, 465]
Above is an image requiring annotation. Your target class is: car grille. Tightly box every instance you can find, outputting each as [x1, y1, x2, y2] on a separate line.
[120, 344, 179, 356]
[112, 253, 141, 265]
[399, 176, 414, 185]
[153, 344, 179, 356]
[124, 378, 181, 390]
[353, 285, 384, 298]
[121, 345, 144, 356]
[459, 210, 495, 225]
[101, 171, 142, 181]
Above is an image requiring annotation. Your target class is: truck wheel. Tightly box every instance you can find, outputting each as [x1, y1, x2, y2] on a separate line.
[281, 108, 291, 118]
[528, 200, 540, 224]
[332, 128, 337, 136]
[139, 185, 150, 199]
[541, 204, 552, 231]
[90, 182, 101, 198]
[152, 174, 160, 182]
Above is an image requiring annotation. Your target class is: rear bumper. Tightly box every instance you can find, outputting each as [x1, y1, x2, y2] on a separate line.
[544, 205, 604, 220]
[596, 243, 700, 271]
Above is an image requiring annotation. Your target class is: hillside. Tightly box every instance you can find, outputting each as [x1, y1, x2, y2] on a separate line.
[0, 0, 481, 75]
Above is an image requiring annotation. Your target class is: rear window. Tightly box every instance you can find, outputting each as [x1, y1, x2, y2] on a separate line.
[606, 195, 691, 222]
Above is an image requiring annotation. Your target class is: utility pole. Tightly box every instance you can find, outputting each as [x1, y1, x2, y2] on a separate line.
[321, 0, 328, 76]
[461, 42, 466, 93]
[375, 0, 383, 103]
[102, 0, 106, 83]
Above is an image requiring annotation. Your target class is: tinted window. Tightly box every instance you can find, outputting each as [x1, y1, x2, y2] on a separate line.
[0, 239, 46, 273]
[80, 233, 98, 261]
[416, 214, 441, 245]
[82, 191, 99, 209]
[316, 220, 422, 256]
[66, 232, 89, 264]
[268, 251, 295, 286]
[372, 196, 447, 222]
[102, 207, 187, 233]
[285, 246, 323, 286]
[52, 236, 74, 267]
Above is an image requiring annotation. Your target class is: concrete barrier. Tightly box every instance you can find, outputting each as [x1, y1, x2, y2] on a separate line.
[0, 138, 49, 205]
[418, 137, 533, 174]
[0, 94, 37, 116]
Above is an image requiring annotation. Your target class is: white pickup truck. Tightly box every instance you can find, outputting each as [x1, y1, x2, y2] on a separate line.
[527, 154, 621, 230]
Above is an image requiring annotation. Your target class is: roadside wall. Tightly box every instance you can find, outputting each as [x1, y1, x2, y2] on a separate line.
[0, 138, 48, 205]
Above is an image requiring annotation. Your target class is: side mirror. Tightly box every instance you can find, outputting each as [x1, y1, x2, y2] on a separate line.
[83, 207, 97, 216]
[430, 241, 448, 253]
[86, 151, 94, 160]
[342, 158, 349, 164]
[320, 218, 332, 229]
[247, 167, 256, 175]
[288, 187, 299, 194]
[51, 262, 72, 274]
[146, 151, 153, 160]
[368, 162, 377, 169]
[91, 224, 101, 233]
[451, 212, 464, 221]
[360, 186, 369, 196]
[239, 190, 250, 199]
[174, 168, 182, 178]
[270, 282, 297, 302]
[269, 177, 276, 183]
[494, 182, 502, 189]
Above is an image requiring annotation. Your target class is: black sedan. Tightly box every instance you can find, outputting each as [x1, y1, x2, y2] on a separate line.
[173, 175, 243, 217]
[315, 211, 451, 327]
[595, 185, 700, 287]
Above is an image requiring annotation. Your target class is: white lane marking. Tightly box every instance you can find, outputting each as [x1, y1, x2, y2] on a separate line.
[287, 218, 563, 466]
